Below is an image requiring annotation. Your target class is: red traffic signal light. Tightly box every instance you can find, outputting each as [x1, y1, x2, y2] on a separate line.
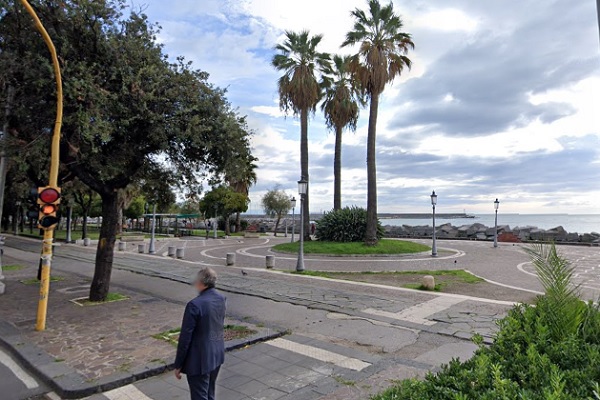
[37, 186, 61, 230]
[39, 188, 60, 204]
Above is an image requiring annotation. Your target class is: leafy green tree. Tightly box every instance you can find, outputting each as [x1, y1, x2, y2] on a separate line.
[342, 0, 414, 245]
[199, 186, 249, 235]
[321, 55, 363, 210]
[124, 196, 146, 220]
[272, 31, 330, 240]
[261, 187, 292, 236]
[0, 0, 253, 301]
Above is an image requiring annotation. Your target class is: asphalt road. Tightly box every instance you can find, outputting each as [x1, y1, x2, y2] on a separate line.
[0, 348, 47, 400]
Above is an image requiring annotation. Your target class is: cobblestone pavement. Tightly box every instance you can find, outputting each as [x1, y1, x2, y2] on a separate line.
[4, 236, 595, 399]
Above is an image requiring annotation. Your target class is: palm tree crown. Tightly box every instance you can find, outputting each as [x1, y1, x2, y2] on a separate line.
[321, 55, 363, 133]
[272, 30, 331, 114]
[342, 0, 414, 97]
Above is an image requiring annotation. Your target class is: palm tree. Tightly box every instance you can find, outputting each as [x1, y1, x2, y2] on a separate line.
[272, 30, 330, 240]
[342, 0, 414, 245]
[321, 55, 364, 211]
[226, 155, 258, 232]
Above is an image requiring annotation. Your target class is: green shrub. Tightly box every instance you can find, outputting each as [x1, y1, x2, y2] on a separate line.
[316, 207, 384, 242]
[372, 244, 600, 400]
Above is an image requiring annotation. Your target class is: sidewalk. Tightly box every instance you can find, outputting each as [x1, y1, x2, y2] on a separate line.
[0, 254, 281, 398]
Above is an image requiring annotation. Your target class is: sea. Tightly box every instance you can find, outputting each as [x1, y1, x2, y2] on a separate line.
[382, 214, 600, 234]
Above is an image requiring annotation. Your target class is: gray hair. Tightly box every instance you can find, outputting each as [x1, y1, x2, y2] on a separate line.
[196, 268, 217, 288]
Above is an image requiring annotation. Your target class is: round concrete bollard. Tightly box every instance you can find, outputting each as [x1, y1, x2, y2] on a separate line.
[226, 253, 236, 266]
[265, 255, 275, 269]
[176, 248, 185, 259]
[118, 242, 126, 251]
[83, 238, 91, 247]
[168, 246, 176, 257]
[421, 275, 436, 291]
[138, 244, 145, 254]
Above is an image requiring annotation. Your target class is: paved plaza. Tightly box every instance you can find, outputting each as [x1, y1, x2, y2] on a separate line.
[1, 235, 599, 399]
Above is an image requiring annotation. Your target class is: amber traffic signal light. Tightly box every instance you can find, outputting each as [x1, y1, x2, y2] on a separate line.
[37, 186, 61, 229]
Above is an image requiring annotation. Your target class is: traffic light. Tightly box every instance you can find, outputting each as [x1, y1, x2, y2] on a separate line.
[37, 186, 61, 229]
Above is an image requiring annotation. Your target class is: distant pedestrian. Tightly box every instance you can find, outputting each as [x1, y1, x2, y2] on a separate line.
[174, 268, 226, 400]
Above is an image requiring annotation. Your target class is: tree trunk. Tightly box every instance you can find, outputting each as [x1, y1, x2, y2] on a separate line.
[116, 207, 123, 235]
[274, 215, 281, 237]
[89, 192, 119, 301]
[82, 212, 88, 239]
[300, 109, 310, 241]
[235, 212, 241, 233]
[334, 125, 343, 211]
[365, 93, 380, 246]
[224, 215, 231, 235]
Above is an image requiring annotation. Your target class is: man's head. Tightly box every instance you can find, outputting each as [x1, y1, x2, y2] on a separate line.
[194, 267, 217, 292]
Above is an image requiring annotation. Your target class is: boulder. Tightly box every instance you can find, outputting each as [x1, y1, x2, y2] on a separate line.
[530, 229, 545, 241]
[566, 233, 579, 242]
[421, 275, 436, 291]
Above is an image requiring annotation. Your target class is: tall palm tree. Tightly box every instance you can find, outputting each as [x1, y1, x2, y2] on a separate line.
[322, 55, 364, 211]
[272, 30, 330, 240]
[342, 0, 414, 245]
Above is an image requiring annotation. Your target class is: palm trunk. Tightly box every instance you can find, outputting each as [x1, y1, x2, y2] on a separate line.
[89, 192, 119, 301]
[224, 215, 231, 235]
[365, 93, 380, 245]
[300, 109, 310, 241]
[334, 125, 343, 211]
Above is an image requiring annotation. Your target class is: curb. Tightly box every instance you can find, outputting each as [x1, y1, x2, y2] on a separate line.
[0, 320, 285, 399]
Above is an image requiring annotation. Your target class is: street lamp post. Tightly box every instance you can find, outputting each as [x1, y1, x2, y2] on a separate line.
[494, 198, 500, 248]
[296, 181, 307, 272]
[148, 203, 157, 254]
[290, 197, 296, 243]
[430, 191, 438, 257]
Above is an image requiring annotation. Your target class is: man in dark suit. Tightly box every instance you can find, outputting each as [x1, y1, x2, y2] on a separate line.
[174, 268, 226, 400]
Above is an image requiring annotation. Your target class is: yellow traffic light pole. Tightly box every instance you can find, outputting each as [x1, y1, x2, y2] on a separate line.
[19, 0, 63, 331]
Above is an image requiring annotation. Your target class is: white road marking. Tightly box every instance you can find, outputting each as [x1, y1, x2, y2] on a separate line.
[267, 338, 371, 371]
[46, 392, 61, 400]
[0, 349, 38, 389]
[363, 296, 466, 326]
[467, 269, 544, 296]
[104, 384, 154, 400]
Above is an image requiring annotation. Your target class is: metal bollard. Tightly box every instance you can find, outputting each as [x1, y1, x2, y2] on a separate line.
[118, 242, 126, 251]
[265, 255, 275, 269]
[138, 244, 145, 254]
[168, 246, 176, 257]
[226, 253, 235, 266]
[83, 238, 91, 247]
[176, 248, 185, 259]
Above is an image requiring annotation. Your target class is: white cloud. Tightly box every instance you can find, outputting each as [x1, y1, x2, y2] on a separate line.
[412, 8, 480, 33]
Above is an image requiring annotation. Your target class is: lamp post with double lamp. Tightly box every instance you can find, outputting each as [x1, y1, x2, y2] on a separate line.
[494, 198, 500, 248]
[290, 197, 297, 243]
[296, 181, 307, 272]
[430, 191, 438, 257]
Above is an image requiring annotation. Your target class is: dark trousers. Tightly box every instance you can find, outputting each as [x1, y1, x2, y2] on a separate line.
[187, 366, 220, 400]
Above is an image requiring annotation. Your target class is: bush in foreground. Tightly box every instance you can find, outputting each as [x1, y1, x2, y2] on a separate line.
[316, 207, 384, 242]
[372, 244, 600, 400]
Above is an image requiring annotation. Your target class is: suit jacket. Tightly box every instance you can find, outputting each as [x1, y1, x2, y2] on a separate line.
[174, 288, 226, 376]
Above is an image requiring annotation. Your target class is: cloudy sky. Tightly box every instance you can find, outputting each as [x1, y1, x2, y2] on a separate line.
[140, 0, 600, 214]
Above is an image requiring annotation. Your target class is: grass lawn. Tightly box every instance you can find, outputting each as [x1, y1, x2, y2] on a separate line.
[3, 264, 25, 271]
[293, 269, 484, 293]
[21, 276, 65, 285]
[272, 239, 430, 255]
[73, 292, 129, 306]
